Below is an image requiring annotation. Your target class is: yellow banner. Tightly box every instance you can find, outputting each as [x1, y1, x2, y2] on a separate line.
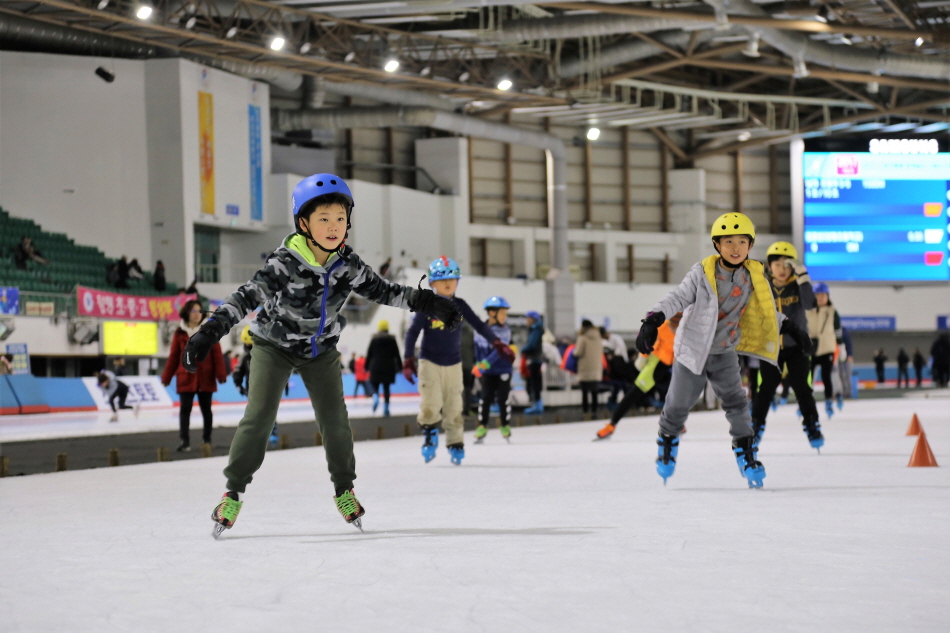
[198, 91, 215, 215]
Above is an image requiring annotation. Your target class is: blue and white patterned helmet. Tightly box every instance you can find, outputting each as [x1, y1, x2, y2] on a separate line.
[428, 256, 461, 281]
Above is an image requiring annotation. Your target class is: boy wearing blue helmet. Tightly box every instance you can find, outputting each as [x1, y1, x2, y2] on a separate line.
[403, 257, 515, 465]
[181, 174, 462, 538]
[473, 296, 515, 443]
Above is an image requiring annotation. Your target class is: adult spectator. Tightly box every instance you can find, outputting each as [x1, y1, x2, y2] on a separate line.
[912, 348, 926, 388]
[161, 299, 226, 452]
[13, 236, 49, 269]
[575, 319, 605, 417]
[599, 326, 629, 363]
[366, 320, 402, 417]
[112, 356, 128, 376]
[522, 311, 545, 414]
[931, 333, 950, 388]
[154, 260, 167, 292]
[873, 349, 887, 384]
[96, 370, 137, 422]
[0, 353, 13, 375]
[128, 258, 145, 280]
[896, 349, 910, 388]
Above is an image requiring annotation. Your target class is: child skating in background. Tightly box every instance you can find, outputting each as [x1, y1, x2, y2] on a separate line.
[750, 241, 822, 451]
[635, 213, 813, 488]
[403, 257, 515, 465]
[180, 174, 461, 538]
[473, 296, 515, 443]
[807, 282, 844, 416]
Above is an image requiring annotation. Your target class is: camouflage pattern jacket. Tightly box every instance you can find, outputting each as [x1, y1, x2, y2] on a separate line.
[210, 234, 413, 359]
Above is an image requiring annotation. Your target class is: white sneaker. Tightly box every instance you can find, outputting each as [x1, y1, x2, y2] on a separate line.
[133, 403, 141, 419]
[109, 413, 118, 423]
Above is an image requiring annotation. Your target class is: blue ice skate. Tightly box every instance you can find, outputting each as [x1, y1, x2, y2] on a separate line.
[490, 403, 500, 415]
[421, 425, 439, 463]
[372, 392, 379, 413]
[751, 419, 766, 448]
[802, 416, 825, 453]
[825, 399, 835, 419]
[656, 433, 679, 484]
[383, 402, 390, 418]
[269, 432, 279, 448]
[524, 400, 544, 415]
[448, 443, 465, 465]
[770, 398, 778, 412]
[733, 437, 766, 489]
[835, 393, 844, 411]
[780, 397, 788, 406]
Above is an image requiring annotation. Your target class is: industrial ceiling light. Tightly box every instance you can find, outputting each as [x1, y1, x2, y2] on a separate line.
[136, 5, 153, 20]
[95, 66, 115, 83]
[742, 33, 761, 58]
[792, 57, 809, 78]
[344, 51, 356, 63]
[185, 16, 196, 29]
[867, 81, 880, 94]
[97, 0, 109, 9]
[270, 37, 285, 51]
[915, 37, 925, 47]
[737, 131, 752, 142]
[420, 66, 431, 76]
[384, 58, 400, 72]
[714, 7, 729, 31]
[587, 127, 601, 141]
[458, 71, 470, 82]
[225, 26, 238, 38]
[840, 33, 854, 45]
[815, 5, 830, 23]
[497, 78, 513, 91]
[299, 42, 311, 54]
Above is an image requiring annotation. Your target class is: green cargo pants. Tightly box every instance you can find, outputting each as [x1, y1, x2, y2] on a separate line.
[223, 338, 355, 495]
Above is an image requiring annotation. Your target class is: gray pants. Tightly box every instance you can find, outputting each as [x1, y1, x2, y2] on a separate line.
[659, 351, 753, 439]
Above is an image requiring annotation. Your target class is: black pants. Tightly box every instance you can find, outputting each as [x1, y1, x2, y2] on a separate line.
[462, 369, 475, 414]
[748, 367, 759, 403]
[527, 362, 543, 403]
[914, 366, 923, 387]
[752, 347, 818, 421]
[875, 365, 885, 383]
[812, 353, 835, 400]
[580, 381, 599, 413]
[180, 391, 213, 444]
[896, 366, 909, 388]
[479, 374, 511, 427]
[935, 363, 950, 388]
[108, 382, 133, 412]
[371, 380, 391, 404]
[611, 364, 671, 425]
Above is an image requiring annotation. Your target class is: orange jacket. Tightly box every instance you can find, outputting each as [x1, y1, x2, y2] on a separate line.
[652, 322, 676, 366]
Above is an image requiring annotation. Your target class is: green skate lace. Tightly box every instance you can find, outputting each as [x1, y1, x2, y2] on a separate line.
[216, 496, 242, 525]
[335, 490, 361, 517]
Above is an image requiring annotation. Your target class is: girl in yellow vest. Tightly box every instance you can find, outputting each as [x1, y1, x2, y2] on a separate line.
[634, 213, 812, 488]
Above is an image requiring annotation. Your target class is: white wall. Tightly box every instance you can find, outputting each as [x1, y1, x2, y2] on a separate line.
[0, 52, 151, 262]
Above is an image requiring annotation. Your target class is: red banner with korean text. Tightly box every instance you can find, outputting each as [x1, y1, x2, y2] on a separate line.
[76, 286, 197, 321]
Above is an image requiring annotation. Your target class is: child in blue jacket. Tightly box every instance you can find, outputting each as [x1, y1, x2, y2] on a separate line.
[473, 296, 514, 443]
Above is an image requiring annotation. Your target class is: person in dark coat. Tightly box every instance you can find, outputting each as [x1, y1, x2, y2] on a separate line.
[931, 333, 950, 388]
[896, 349, 910, 388]
[162, 299, 226, 451]
[154, 260, 167, 292]
[366, 320, 402, 417]
[873, 349, 887, 384]
[912, 348, 926, 388]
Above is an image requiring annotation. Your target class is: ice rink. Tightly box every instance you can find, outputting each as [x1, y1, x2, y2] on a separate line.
[2, 395, 948, 633]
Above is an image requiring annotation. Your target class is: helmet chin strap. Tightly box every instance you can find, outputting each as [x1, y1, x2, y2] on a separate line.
[298, 214, 351, 257]
[713, 241, 751, 269]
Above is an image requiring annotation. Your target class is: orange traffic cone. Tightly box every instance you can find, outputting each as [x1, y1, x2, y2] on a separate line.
[908, 432, 939, 467]
[905, 414, 922, 436]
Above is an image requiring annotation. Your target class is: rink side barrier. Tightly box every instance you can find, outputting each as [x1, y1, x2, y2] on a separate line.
[1, 375, 50, 414]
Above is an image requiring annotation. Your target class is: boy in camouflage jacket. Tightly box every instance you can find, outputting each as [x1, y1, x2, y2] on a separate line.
[182, 174, 461, 537]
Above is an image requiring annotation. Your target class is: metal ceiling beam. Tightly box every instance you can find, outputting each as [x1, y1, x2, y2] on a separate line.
[537, 2, 937, 43]
[596, 42, 748, 85]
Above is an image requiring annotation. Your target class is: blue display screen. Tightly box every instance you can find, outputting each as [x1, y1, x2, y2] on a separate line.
[802, 152, 950, 282]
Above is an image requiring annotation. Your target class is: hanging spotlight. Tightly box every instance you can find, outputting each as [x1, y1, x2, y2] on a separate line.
[867, 81, 880, 94]
[497, 78, 513, 91]
[97, 0, 109, 9]
[136, 5, 153, 20]
[714, 7, 729, 31]
[737, 131, 752, 142]
[270, 37, 285, 51]
[344, 51, 356, 63]
[587, 127, 601, 141]
[95, 66, 115, 83]
[185, 16, 196, 29]
[742, 33, 761, 58]
[299, 42, 311, 54]
[458, 71, 470, 82]
[915, 37, 924, 47]
[225, 26, 238, 38]
[841, 33, 854, 45]
[420, 66, 431, 77]
[384, 59, 400, 73]
[793, 57, 809, 78]
[815, 5, 830, 23]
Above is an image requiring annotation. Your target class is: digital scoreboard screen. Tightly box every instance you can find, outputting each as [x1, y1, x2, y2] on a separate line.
[802, 150, 950, 282]
[102, 321, 159, 356]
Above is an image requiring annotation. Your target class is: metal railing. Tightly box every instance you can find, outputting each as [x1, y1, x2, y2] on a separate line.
[17, 290, 77, 318]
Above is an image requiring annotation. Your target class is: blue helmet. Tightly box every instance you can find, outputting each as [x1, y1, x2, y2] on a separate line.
[526, 310, 542, 321]
[428, 256, 461, 282]
[292, 173, 353, 218]
[484, 296, 510, 310]
[812, 282, 830, 294]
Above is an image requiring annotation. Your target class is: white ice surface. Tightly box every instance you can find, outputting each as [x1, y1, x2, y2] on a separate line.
[1, 397, 948, 633]
[0, 395, 422, 443]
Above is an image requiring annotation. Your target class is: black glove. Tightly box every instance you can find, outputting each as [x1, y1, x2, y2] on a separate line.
[182, 318, 227, 373]
[408, 288, 463, 331]
[781, 318, 814, 356]
[492, 339, 515, 363]
[635, 311, 666, 355]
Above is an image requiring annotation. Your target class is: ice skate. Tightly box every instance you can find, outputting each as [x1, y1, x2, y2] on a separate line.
[770, 398, 778, 412]
[802, 415, 825, 452]
[334, 489, 365, 532]
[524, 400, 544, 415]
[780, 396, 788, 406]
[835, 393, 844, 411]
[751, 418, 766, 448]
[371, 392, 379, 413]
[474, 425, 488, 444]
[656, 432, 679, 484]
[109, 413, 118, 423]
[211, 491, 242, 539]
[447, 443, 465, 465]
[733, 437, 766, 489]
[500, 425, 511, 443]
[383, 402, 390, 418]
[421, 425, 439, 463]
[825, 399, 835, 419]
[176, 441, 191, 452]
[594, 423, 615, 441]
[269, 431, 279, 449]
[133, 403, 140, 419]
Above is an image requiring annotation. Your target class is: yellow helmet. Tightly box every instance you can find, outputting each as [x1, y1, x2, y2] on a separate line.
[766, 241, 798, 260]
[378, 320, 389, 332]
[240, 325, 253, 346]
[710, 212, 756, 242]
